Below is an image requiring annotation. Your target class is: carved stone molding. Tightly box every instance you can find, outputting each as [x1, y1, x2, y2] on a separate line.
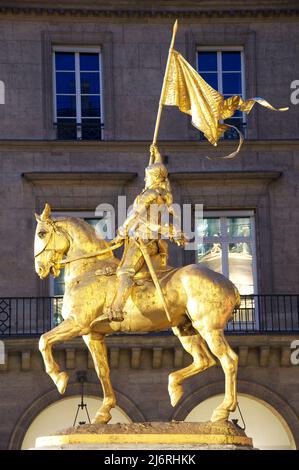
[0, 5, 298, 20]
[1, 334, 297, 371]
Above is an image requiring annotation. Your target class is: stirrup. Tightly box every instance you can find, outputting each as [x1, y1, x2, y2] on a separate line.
[106, 306, 125, 322]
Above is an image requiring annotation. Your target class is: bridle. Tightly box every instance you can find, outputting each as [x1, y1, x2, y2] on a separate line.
[35, 218, 121, 269]
[34, 218, 71, 272]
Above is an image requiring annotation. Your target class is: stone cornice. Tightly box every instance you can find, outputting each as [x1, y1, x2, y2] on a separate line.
[1, 139, 299, 153]
[22, 171, 138, 183]
[0, 5, 298, 20]
[169, 171, 282, 182]
[0, 334, 296, 371]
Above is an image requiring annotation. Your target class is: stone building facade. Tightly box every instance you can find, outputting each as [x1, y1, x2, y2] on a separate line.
[0, 1, 298, 450]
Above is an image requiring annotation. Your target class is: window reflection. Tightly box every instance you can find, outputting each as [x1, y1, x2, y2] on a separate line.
[227, 217, 251, 237]
[197, 242, 222, 274]
[228, 242, 253, 295]
[196, 215, 255, 296]
[197, 218, 221, 238]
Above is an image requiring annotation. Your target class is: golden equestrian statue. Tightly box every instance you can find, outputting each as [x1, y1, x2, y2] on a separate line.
[34, 195, 240, 425]
[34, 19, 288, 431]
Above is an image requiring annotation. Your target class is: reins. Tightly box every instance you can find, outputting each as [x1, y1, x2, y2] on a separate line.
[35, 218, 123, 267]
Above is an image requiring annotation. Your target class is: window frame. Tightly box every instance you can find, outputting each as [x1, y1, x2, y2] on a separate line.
[196, 47, 246, 131]
[52, 46, 104, 140]
[197, 210, 258, 296]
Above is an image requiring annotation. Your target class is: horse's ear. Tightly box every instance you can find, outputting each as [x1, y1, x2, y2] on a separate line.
[35, 213, 41, 222]
[40, 203, 51, 221]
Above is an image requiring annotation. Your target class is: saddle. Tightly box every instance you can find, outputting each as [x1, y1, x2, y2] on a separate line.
[95, 253, 175, 284]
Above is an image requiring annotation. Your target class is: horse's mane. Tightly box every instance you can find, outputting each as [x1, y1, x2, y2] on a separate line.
[54, 216, 110, 249]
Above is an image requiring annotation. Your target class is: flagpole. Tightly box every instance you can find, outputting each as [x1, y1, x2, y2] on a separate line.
[151, 19, 178, 153]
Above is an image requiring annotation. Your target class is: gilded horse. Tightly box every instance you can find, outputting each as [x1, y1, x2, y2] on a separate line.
[34, 203, 240, 424]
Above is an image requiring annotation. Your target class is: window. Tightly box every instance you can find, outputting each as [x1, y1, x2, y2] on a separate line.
[196, 211, 257, 296]
[50, 211, 111, 325]
[197, 48, 245, 139]
[0, 80, 4, 104]
[53, 47, 103, 140]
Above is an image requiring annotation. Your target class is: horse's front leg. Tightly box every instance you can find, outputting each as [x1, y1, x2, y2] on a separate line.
[39, 317, 85, 394]
[83, 334, 116, 424]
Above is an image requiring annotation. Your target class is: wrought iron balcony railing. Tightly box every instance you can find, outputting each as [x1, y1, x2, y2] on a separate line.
[54, 121, 103, 141]
[0, 295, 298, 337]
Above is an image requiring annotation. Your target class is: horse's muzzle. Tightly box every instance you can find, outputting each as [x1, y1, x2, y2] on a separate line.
[35, 261, 50, 279]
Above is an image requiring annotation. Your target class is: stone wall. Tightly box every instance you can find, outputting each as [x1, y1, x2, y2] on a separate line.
[0, 334, 298, 450]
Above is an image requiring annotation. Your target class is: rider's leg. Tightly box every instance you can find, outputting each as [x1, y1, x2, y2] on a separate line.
[106, 240, 158, 322]
[105, 241, 143, 321]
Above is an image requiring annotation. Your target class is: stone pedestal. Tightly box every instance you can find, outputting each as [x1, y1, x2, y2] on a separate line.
[34, 421, 254, 450]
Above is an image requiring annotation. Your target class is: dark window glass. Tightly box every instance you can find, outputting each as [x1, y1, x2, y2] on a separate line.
[81, 119, 101, 140]
[56, 118, 77, 140]
[201, 73, 218, 91]
[224, 118, 244, 139]
[80, 53, 99, 71]
[55, 52, 75, 71]
[222, 52, 241, 71]
[198, 52, 217, 72]
[81, 96, 101, 117]
[222, 73, 242, 95]
[56, 95, 76, 117]
[80, 72, 100, 94]
[56, 72, 76, 94]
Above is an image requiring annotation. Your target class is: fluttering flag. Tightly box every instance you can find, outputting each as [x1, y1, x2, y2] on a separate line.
[161, 50, 288, 158]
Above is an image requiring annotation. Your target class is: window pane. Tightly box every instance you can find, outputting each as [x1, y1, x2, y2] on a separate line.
[56, 118, 77, 140]
[56, 72, 76, 94]
[56, 95, 76, 117]
[201, 73, 218, 91]
[222, 51, 241, 71]
[222, 73, 242, 95]
[223, 118, 244, 139]
[198, 52, 217, 72]
[228, 242, 253, 295]
[53, 272, 65, 296]
[80, 72, 100, 94]
[81, 96, 101, 117]
[80, 53, 99, 71]
[55, 52, 75, 71]
[228, 217, 251, 237]
[81, 119, 101, 140]
[198, 218, 221, 238]
[197, 242, 222, 273]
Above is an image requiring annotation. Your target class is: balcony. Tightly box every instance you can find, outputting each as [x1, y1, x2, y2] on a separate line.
[54, 121, 103, 140]
[0, 295, 298, 337]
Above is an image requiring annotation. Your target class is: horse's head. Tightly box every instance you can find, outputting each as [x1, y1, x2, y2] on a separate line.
[34, 203, 70, 279]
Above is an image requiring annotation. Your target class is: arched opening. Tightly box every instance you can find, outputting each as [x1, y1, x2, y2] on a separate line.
[185, 393, 296, 450]
[21, 395, 131, 450]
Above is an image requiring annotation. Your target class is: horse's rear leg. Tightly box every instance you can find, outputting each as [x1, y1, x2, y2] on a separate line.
[200, 329, 238, 422]
[168, 326, 216, 407]
[83, 334, 116, 424]
[39, 317, 84, 394]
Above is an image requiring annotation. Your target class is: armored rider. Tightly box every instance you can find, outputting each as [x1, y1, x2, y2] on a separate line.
[104, 145, 186, 322]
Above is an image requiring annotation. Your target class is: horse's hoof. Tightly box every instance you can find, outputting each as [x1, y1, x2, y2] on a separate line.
[92, 412, 112, 424]
[56, 372, 69, 395]
[210, 408, 229, 422]
[169, 384, 183, 407]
